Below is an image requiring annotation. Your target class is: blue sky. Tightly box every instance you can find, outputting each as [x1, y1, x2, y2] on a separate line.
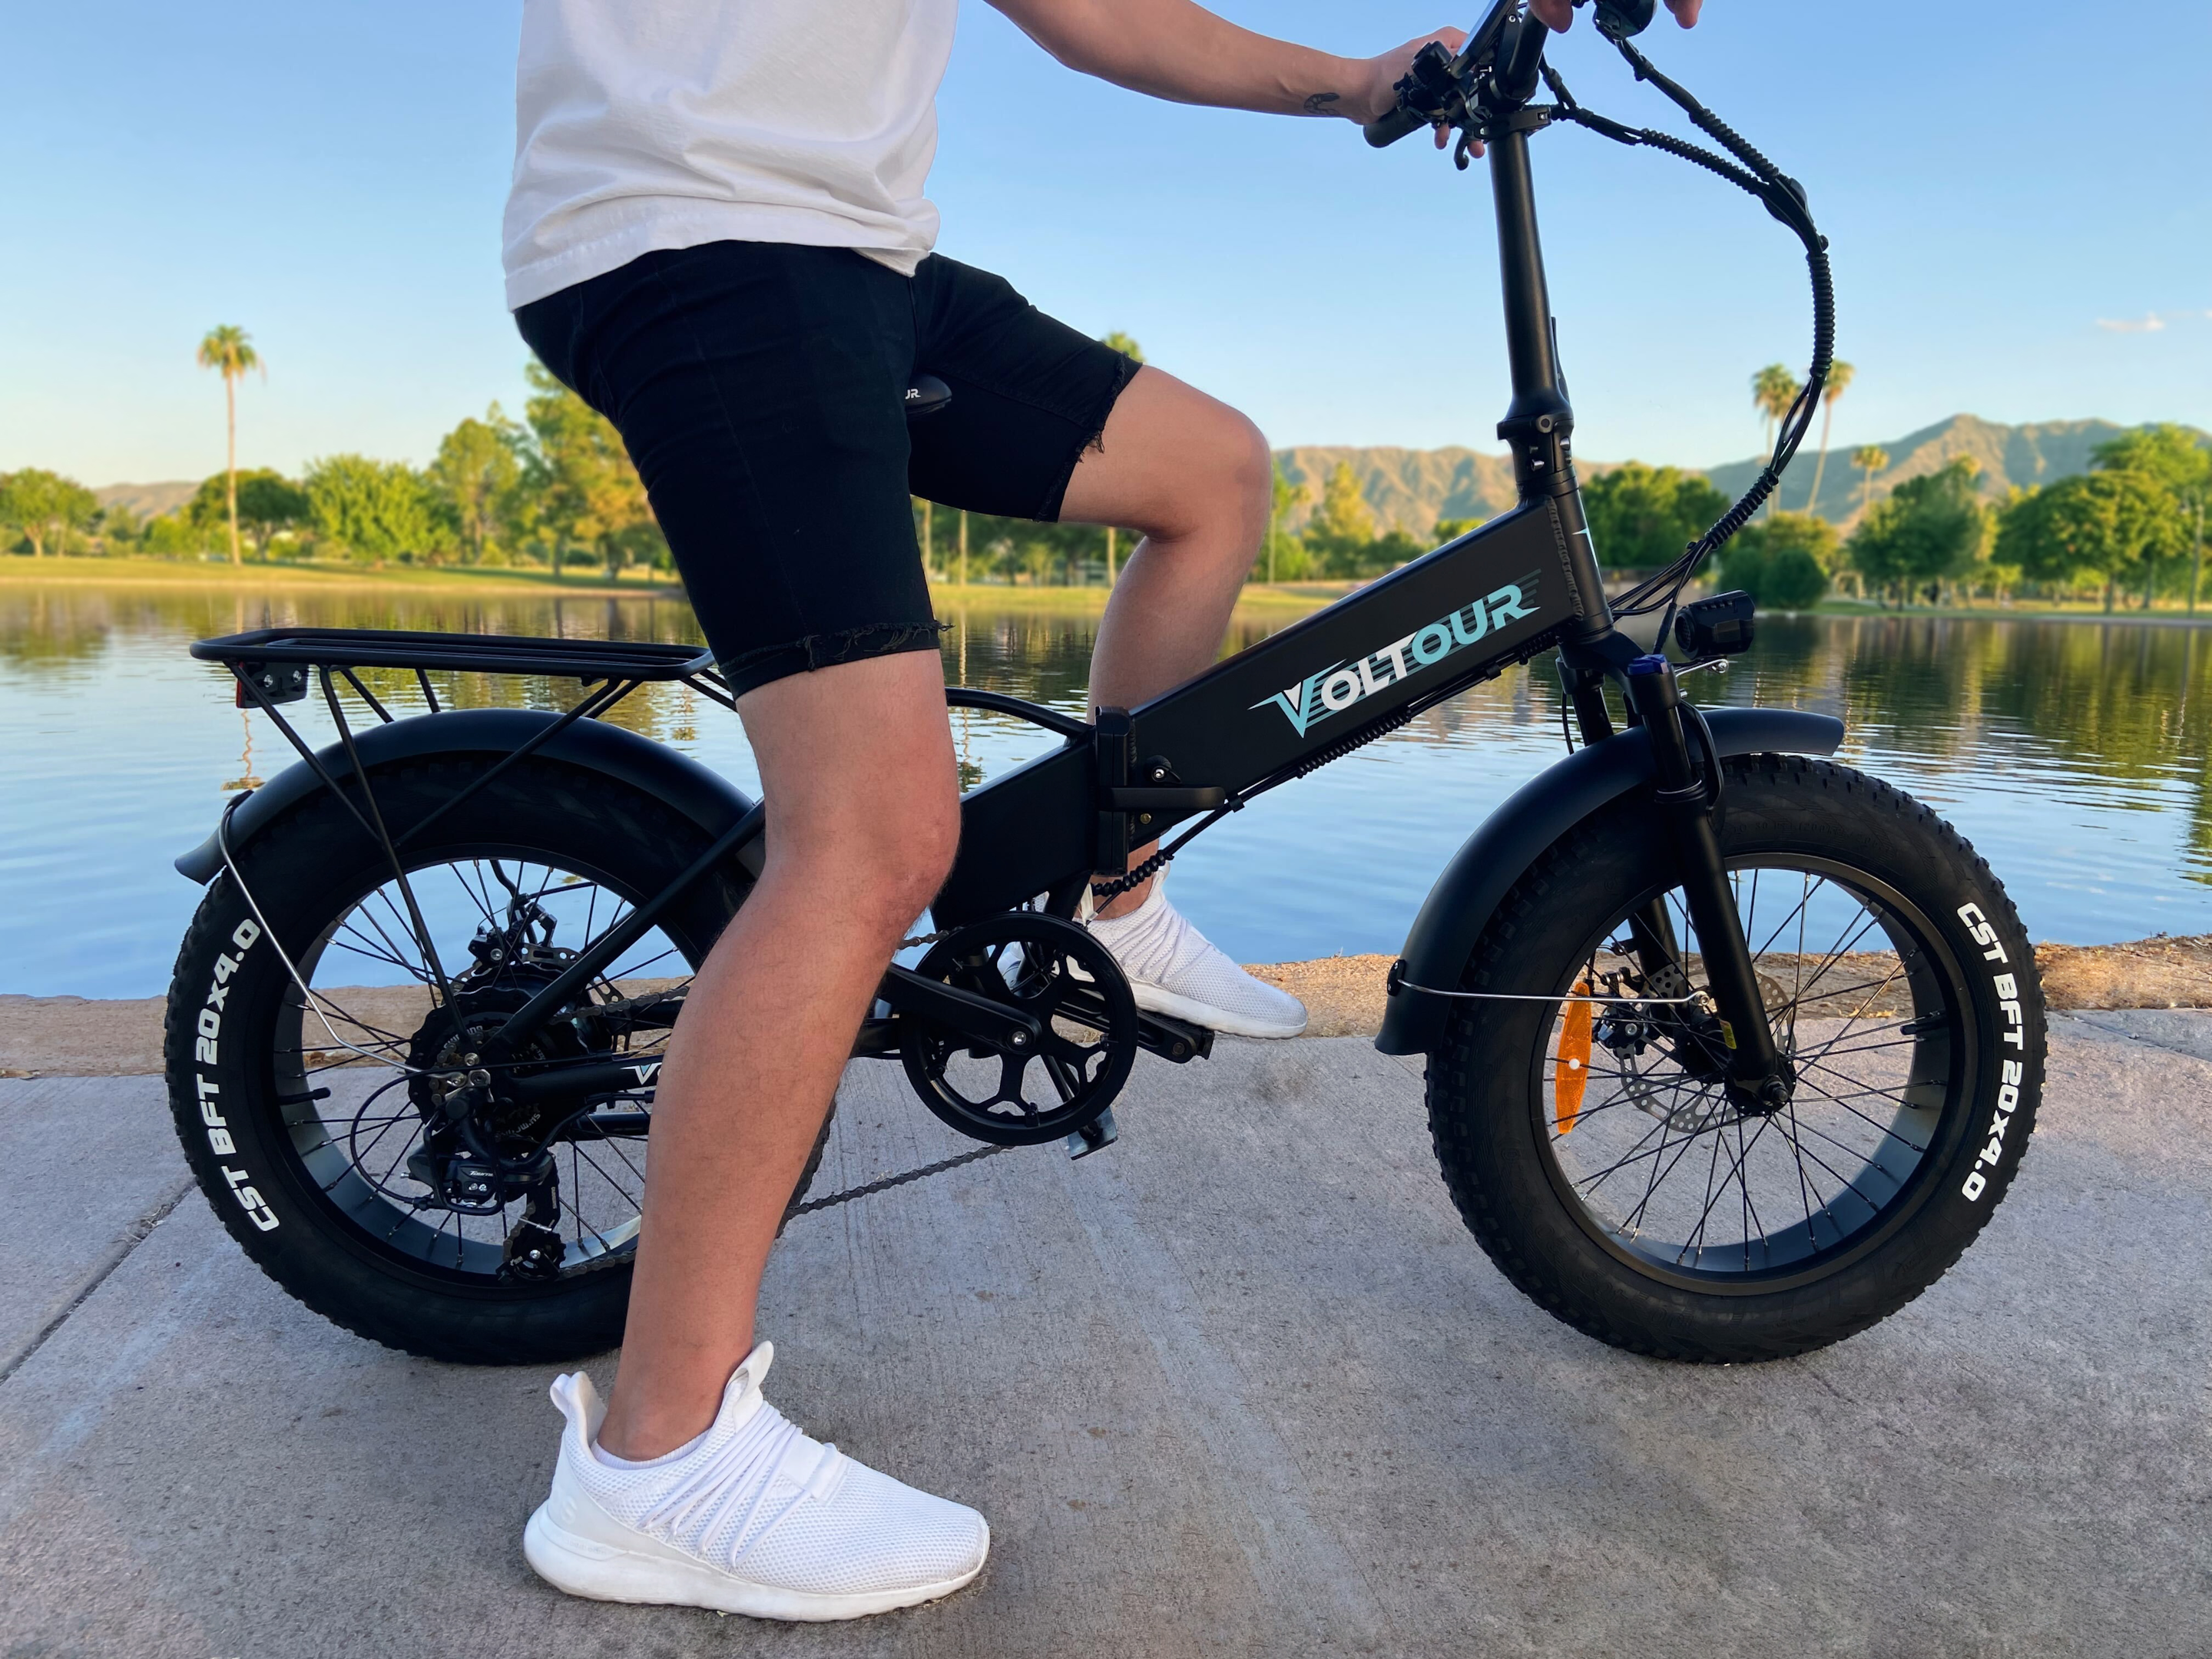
[3, 1, 2206, 487]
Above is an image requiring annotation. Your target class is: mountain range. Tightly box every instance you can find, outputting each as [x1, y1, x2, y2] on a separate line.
[1273, 416, 2207, 538]
[91, 415, 2204, 542]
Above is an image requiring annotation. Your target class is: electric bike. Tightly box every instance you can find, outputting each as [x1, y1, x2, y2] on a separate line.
[162, 0, 2045, 1367]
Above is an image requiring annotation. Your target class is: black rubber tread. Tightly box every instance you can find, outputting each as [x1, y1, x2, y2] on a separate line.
[1425, 754, 2045, 1363]
[163, 758, 753, 1365]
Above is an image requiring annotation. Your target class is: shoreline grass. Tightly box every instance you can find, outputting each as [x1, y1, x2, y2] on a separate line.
[0, 556, 1347, 615]
[17, 558, 2212, 628]
[1798, 596, 2212, 628]
[0, 555, 682, 595]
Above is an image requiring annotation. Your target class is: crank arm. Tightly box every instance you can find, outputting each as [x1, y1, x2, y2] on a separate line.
[877, 964, 1047, 1053]
[1049, 981, 1214, 1065]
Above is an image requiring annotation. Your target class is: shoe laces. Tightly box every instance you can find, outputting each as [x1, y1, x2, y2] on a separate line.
[639, 1391, 846, 1558]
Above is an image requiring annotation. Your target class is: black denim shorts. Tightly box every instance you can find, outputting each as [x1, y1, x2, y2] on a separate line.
[515, 242, 1140, 696]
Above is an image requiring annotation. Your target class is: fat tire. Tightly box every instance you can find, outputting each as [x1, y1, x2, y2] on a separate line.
[164, 759, 759, 1365]
[1425, 754, 2044, 1363]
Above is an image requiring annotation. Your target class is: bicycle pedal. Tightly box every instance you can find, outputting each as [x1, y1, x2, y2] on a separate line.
[1065, 1108, 1118, 1160]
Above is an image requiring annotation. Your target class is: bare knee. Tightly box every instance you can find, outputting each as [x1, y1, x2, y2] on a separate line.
[1221, 412, 1274, 541]
[1143, 404, 1273, 552]
[774, 784, 960, 939]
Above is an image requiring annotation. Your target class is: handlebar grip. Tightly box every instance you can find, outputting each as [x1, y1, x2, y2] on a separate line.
[1363, 104, 1431, 149]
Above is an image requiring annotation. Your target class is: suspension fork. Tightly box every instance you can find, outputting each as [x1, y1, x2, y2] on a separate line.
[1560, 650, 1693, 998]
[1621, 654, 1790, 1110]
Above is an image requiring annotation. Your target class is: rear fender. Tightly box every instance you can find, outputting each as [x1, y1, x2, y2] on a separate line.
[174, 709, 761, 883]
[1374, 707, 1845, 1056]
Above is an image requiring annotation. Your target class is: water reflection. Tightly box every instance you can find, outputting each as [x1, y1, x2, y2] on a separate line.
[2, 581, 2207, 998]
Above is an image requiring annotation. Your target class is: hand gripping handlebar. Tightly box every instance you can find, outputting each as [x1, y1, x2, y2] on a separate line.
[1363, 0, 1654, 148]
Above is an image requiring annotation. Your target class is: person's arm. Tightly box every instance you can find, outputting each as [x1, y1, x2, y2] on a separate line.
[987, 0, 1703, 127]
[985, 0, 1462, 126]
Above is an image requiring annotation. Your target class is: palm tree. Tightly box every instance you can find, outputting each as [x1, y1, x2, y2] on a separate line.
[197, 326, 263, 566]
[1803, 359, 1854, 517]
[1751, 363, 1801, 517]
[1851, 445, 1889, 524]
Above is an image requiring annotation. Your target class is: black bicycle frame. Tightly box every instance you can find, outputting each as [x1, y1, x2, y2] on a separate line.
[940, 116, 1612, 925]
[189, 38, 1782, 1094]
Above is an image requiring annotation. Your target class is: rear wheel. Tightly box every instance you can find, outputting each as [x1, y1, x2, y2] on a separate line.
[164, 759, 767, 1364]
[1426, 755, 2043, 1362]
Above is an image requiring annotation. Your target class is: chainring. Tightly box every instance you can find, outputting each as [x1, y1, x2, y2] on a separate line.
[899, 912, 1139, 1147]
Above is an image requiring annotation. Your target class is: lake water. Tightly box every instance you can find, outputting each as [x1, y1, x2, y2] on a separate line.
[5, 581, 2210, 998]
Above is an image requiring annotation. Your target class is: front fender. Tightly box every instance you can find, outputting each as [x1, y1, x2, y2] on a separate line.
[1374, 706, 1845, 1056]
[175, 708, 761, 884]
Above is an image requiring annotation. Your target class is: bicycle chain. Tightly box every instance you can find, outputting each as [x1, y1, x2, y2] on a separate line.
[773, 921, 1022, 1218]
[783, 1141, 1019, 1220]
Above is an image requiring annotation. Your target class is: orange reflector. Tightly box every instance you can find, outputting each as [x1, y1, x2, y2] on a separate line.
[1555, 979, 1593, 1135]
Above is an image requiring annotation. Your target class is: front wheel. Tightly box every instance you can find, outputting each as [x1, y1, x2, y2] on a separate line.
[1426, 755, 2043, 1363]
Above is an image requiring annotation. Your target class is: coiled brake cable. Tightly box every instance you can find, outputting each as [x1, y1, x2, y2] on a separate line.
[1536, 28, 1836, 638]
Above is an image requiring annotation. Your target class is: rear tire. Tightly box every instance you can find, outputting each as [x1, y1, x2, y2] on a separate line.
[164, 758, 760, 1364]
[1426, 755, 2043, 1362]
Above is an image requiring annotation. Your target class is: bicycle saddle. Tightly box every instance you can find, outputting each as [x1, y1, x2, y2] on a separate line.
[905, 374, 952, 420]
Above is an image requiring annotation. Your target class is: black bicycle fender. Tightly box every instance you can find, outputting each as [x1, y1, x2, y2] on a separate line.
[174, 709, 763, 885]
[1373, 706, 1844, 1056]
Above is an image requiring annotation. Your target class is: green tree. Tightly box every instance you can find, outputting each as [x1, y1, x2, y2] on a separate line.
[1298, 462, 1382, 577]
[304, 455, 441, 564]
[196, 325, 263, 566]
[2091, 424, 2212, 611]
[429, 408, 524, 565]
[1313, 461, 1375, 542]
[96, 502, 142, 554]
[190, 469, 307, 561]
[1802, 359, 1853, 517]
[1850, 445, 1889, 524]
[1848, 459, 1988, 606]
[1997, 471, 2181, 613]
[237, 472, 311, 560]
[1582, 462, 1730, 570]
[1720, 512, 1836, 609]
[522, 363, 662, 580]
[1260, 464, 1310, 583]
[0, 469, 99, 558]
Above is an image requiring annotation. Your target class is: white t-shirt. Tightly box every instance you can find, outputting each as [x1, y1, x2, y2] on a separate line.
[504, 0, 960, 311]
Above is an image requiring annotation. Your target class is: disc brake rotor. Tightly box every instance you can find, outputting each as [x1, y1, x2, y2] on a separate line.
[899, 913, 1139, 1147]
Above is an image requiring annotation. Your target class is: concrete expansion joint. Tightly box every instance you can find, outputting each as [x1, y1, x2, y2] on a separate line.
[0, 1175, 194, 1387]
[2056, 1011, 2212, 1065]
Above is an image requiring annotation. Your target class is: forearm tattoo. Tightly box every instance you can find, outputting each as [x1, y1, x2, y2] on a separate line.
[1300, 91, 1342, 115]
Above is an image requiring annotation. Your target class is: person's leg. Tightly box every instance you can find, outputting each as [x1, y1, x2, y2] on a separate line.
[1059, 364, 1273, 919]
[596, 647, 961, 1459]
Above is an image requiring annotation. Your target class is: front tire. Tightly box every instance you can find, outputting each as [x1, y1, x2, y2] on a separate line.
[1426, 755, 2043, 1363]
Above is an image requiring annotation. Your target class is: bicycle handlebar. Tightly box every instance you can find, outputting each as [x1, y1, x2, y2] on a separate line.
[1362, 103, 1432, 149]
[1365, 0, 1571, 149]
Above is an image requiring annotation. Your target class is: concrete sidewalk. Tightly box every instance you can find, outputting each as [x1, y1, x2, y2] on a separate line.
[2, 1015, 2207, 1657]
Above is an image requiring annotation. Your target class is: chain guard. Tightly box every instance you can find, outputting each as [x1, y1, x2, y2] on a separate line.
[899, 913, 1139, 1147]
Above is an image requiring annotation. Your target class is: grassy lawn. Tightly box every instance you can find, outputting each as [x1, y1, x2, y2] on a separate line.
[1805, 594, 2212, 626]
[2, 556, 1346, 616]
[928, 579, 1346, 615]
[0, 555, 678, 594]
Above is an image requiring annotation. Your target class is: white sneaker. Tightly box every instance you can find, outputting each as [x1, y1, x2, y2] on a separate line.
[1084, 876, 1308, 1039]
[524, 1343, 988, 1621]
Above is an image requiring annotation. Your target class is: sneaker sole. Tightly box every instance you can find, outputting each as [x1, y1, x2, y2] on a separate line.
[524, 1502, 987, 1621]
[1130, 981, 1307, 1041]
